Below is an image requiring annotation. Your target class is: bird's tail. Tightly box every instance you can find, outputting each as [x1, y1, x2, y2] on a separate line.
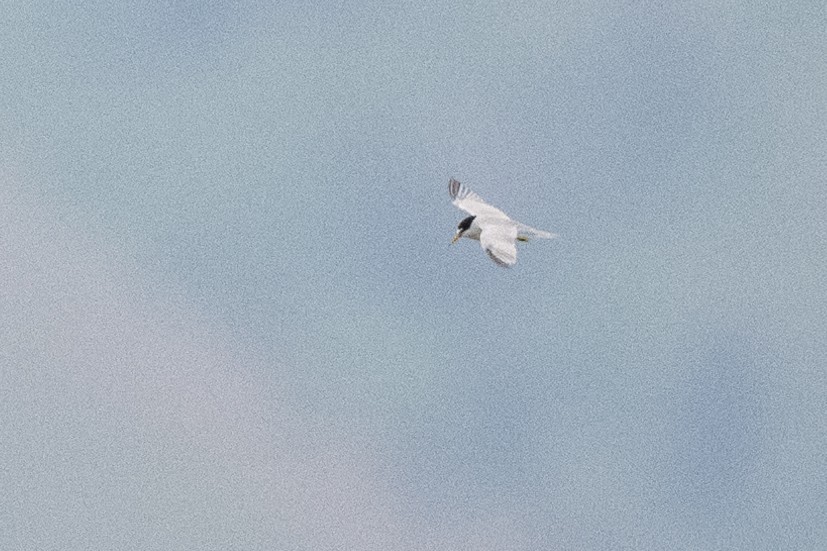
[517, 223, 557, 240]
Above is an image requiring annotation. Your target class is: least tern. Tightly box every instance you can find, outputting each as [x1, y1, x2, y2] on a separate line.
[449, 178, 556, 267]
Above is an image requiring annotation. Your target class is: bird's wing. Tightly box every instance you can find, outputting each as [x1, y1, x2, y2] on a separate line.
[448, 178, 509, 220]
[479, 222, 519, 267]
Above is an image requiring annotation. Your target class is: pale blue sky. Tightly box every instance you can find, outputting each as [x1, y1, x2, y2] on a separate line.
[2, 2, 825, 549]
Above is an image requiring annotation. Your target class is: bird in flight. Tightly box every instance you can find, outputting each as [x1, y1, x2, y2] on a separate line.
[449, 178, 556, 267]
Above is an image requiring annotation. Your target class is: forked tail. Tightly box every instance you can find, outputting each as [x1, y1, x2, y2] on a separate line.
[517, 223, 557, 240]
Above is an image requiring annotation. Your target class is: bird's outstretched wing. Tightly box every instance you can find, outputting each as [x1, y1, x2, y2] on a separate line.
[480, 223, 518, 267]
[448, 178, 509, 220]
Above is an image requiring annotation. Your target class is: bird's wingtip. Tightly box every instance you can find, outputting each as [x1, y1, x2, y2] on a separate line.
[448, 178, 463, 199]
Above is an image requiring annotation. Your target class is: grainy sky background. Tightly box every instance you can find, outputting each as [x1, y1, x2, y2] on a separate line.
[2, 1, 825, 549]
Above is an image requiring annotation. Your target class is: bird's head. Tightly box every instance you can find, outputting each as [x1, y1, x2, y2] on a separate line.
[452, 215, 476, 244]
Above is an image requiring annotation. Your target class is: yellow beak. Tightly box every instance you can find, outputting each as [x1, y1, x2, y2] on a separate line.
[451, 234, 461, 244]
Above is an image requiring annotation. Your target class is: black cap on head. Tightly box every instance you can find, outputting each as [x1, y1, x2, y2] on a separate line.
[457, 215, 476, 232]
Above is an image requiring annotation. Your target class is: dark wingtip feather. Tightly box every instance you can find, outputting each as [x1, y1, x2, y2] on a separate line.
[448, 178, 468, 201]
[448, 178, 459, 199]
[486, 248, 513, 268]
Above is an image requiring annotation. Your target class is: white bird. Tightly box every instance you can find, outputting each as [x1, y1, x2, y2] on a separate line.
[449, 178, 556, 267]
